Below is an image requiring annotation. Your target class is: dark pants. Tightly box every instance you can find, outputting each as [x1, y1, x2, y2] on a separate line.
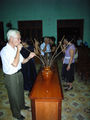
[62, 63, 74, 83]
[4, 71, 25, 118]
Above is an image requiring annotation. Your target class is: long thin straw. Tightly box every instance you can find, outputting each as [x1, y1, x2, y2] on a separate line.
[50, 39, 73, 66]
[22, 47, 45, 65]
[50, 35, 65, 66]
[22, 39, 45, 65]
[32, 40, 46, 64]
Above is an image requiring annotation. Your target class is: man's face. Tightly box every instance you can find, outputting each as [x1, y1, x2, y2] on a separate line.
[45, 38, 49, 44]
[12, 33, 21, 46]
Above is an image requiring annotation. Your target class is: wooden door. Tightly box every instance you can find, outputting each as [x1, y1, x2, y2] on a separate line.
[0, 22, 4, 42]
[57, 19, 84, 43]
[18, 20, 42, 42]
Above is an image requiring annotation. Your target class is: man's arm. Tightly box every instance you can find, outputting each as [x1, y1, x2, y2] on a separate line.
[12, 44, 22, 67]
[42, 44, 47, 52]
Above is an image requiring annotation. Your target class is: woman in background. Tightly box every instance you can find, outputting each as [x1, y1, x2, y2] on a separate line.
[61, 36, 75, 91]
[21, 38, 37, 92]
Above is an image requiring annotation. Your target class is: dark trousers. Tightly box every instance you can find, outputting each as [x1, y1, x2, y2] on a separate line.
[4, 71, 25, 118]
[62, 63, 74, 83]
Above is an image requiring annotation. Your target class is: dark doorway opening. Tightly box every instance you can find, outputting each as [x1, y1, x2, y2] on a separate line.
[0, 22, 4, 68]
[57, 19, 84, 44]
[18, 20, 42, 42]
[0, 22, 4, 42]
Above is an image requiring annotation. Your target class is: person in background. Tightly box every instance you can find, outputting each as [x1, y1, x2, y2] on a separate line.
[77, 36, 83, 47]
[60, 41, 66, 81]
[34, 37, 40, 55]
[74, 45, 78, 63]
[61, 36, 75, 91]
[0, 30, 36, 120]
[40, 36, 51, 56]
[21, 38, 37, 92]
[84, 41, 88, 48]
[40, 37, 44, 44]
[49, 36, 56, 55]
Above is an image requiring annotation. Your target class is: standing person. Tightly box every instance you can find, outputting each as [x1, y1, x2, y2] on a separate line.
[61, 36, 75, 91]
[0, 29, 36, 120]
[21, 38, 37, 92]
[49, 36, 56, 55]
[77, 36, 83, 47]
[40, 36, 51, 56]
[34, 37, 40, 55]
[40, 37, 51, 66]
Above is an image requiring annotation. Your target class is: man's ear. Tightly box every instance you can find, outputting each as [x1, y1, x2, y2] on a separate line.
[8, 36, 12, 43]
[10, 36, 13, 41]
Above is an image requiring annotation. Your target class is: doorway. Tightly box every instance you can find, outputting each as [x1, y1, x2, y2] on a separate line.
[18, 20, 42, 42]
[57, 19, 84, 44]
[0, 22, 4, 42]
[0, 22, 4, 67]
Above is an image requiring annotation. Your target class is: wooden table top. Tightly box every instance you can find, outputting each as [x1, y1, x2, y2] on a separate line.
[30, 66, 63, 100]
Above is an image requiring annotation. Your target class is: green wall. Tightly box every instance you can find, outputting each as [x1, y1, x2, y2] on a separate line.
[0, 0, 90, 47]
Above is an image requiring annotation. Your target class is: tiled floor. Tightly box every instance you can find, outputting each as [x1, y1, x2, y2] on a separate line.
[0, 62, 90, 120]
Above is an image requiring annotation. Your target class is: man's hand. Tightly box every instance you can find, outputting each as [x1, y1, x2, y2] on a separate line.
[12, 44, 23, 67]
[17, 44, 23, 52]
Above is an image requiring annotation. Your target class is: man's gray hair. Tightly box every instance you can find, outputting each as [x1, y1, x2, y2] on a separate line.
[7, 29, 20, 41]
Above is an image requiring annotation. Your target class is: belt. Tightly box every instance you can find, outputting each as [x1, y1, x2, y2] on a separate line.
[4, 69, 22, 76]
[65, 56, 70, 59]
[16, 69, 22, 73]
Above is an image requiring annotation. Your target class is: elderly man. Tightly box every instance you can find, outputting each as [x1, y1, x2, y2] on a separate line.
[40, 36, 51, 56]
[0, 29, 35, 120]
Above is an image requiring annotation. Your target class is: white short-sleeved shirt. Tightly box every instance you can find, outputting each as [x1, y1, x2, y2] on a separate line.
[40, 42, 51, 56]
[0, 43, 24, 75]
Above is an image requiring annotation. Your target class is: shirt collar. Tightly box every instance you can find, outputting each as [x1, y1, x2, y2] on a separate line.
[6, 43, 17, 51]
